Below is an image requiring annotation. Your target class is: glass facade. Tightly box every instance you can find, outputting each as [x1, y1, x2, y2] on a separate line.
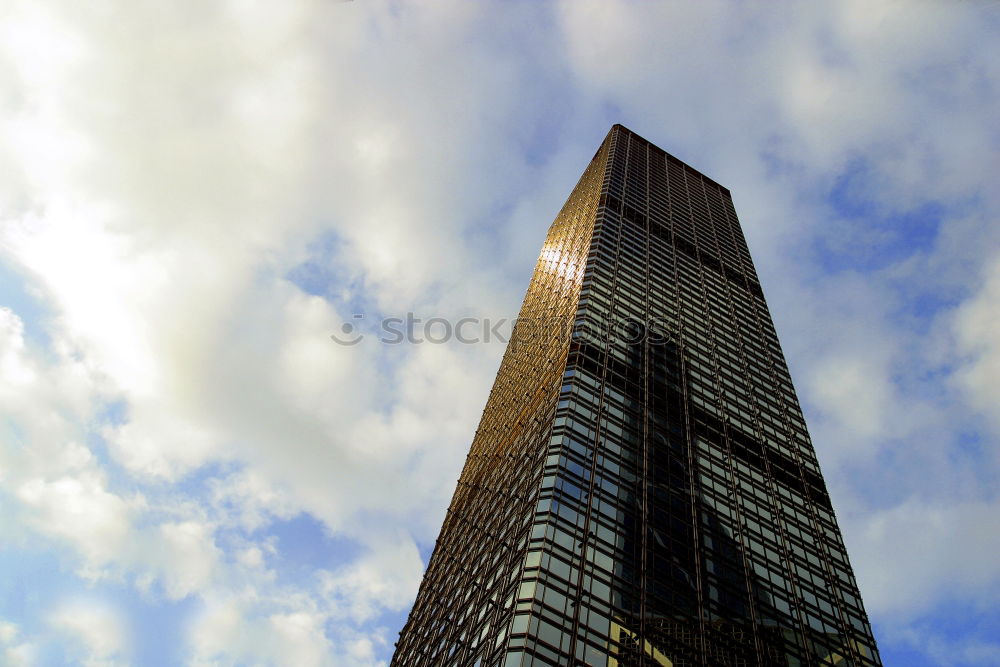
[392, 125, 881, 666]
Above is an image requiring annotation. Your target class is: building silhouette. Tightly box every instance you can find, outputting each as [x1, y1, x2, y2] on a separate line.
[392, 125, 881, 666]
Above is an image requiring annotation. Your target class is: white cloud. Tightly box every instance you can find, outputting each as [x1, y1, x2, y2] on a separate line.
[16, 471, 133, 573]
[187, 593, 384, 667]
[49, 600, 128, 667]
[153, 521, 224, 601]
[0, 307, 102, 465]
[808, 354, 892, 443]
[955, 254, 1000, 428]
[851, 499, 1000, 619]
[0, 622, 17, 644]
[319, 534, 425, 624]
[209, 469, 298, 533]
[896, 629, 1000, 667]
[0, 307, 135, 577]
[0, 0, 459, 637]
[187, 598, 244, 666]
[267, 612, 334, 667]
[0, 621, 36, 667]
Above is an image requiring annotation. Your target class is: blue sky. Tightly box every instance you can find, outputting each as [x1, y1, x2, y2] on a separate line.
[0, 1, 998, 665]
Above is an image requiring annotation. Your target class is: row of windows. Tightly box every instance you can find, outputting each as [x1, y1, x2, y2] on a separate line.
[548, 394, 868, 660]
[394, 137, 615, 665]
[553, 361, 864, 644]
[603, 185, 753, 275]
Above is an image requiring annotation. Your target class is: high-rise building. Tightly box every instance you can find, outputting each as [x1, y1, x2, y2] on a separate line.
[392, 125, 881, 666]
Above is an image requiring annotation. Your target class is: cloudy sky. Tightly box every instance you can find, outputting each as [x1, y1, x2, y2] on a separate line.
[0, 1, 998, 665]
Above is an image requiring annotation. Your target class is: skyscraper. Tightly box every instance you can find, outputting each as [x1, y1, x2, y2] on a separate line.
[392, 125, 881, 666]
